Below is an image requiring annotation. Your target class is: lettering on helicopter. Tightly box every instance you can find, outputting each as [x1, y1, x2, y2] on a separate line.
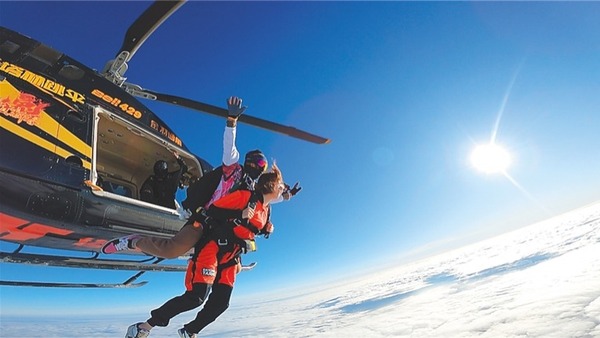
[90, 88, 183, 146]
[0, 77, 93, 169]
[150, 119, 182, 146]
[91, 89, 143, 119]
[0, 60, 85, 105]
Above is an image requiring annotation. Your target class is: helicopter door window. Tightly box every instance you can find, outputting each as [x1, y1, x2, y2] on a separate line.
[107, 183, 132, 198]
[98, 177, 133, 198]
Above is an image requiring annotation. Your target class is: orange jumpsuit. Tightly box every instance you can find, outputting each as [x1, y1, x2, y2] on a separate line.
[185, 190, 269, 289]
[146, 190, 270, 332]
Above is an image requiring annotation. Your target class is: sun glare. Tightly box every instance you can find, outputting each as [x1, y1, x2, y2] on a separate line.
[470, 143, 511, 174]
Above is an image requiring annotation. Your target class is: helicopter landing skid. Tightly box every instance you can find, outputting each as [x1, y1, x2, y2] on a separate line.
[0, 245, 185, 288]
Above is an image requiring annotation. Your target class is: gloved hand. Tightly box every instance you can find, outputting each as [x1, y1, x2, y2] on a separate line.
[283, 182, 302, 200]
[227, 96, 247, 119]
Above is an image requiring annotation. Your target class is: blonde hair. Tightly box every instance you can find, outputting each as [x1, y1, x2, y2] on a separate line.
[255, 162, 283, 195]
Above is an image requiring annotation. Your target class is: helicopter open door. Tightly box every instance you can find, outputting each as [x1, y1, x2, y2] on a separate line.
[90, 105, 203, 211]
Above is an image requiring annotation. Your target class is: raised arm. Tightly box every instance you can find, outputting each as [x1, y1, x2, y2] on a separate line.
[223, 96, 246, 166]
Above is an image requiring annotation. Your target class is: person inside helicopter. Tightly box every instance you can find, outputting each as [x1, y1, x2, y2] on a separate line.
[140, 152, 188, 209]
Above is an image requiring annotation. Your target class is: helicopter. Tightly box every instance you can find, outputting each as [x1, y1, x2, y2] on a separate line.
[0, 1, 329, 288]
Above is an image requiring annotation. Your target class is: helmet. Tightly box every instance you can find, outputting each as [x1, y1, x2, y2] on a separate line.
[243, 150, 268, 179]
[153, 160, 168, 178]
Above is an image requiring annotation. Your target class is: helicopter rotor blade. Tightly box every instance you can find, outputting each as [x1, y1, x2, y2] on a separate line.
[103, 1, 185, 85]
[144, 90, 330, 145]
[109, 0, 329, 144]
[119, 0, 185, 62]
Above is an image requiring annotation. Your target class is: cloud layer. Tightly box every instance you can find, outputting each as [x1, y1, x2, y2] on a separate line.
[2, 203, 599, 337]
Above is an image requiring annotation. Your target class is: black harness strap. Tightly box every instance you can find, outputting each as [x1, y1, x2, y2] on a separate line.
[191, 190, 263, 262]
[234, 190, 263, 235]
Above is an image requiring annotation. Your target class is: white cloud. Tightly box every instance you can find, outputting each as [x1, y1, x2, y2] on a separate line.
[2, 203, 599, 338]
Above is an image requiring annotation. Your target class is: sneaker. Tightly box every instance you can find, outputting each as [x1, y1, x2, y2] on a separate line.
[125, 322, 150, 338]
[177, 328, 197, 338]
[101, 234, 140, 254]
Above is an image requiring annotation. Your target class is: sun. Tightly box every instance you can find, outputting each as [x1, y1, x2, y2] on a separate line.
[470, 143, 511, 174]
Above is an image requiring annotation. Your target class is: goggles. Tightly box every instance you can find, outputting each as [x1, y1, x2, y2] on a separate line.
[247, 158, 268, 172]
[255, 158, 267, 169]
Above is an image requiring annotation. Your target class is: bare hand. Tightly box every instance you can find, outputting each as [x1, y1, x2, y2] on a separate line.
[242, 206, 255, 219]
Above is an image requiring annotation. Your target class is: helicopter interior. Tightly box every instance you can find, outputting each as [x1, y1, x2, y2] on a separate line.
[92, 107, 202, 206]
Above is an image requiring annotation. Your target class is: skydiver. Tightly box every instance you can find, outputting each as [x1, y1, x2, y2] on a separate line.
[101, 96, 301, 257]
[125, 164, 285, 338]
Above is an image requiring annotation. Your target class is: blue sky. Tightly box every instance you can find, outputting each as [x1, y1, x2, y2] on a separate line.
[1, 1, 600, 320]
